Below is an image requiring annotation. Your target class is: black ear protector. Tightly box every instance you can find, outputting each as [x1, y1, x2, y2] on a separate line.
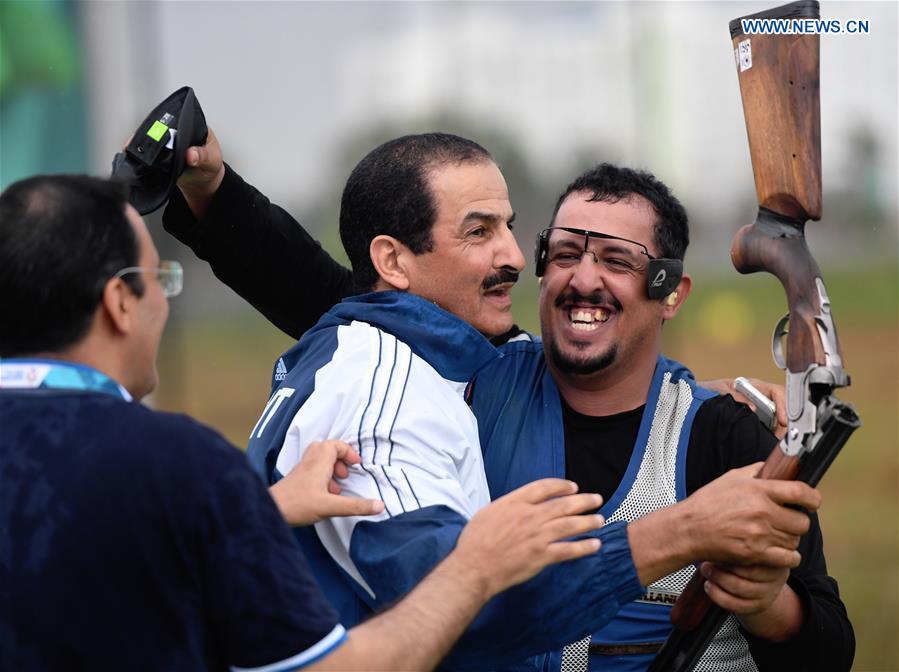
[645, 259, 683, 299]
[533, 228, 552, 277]
[534, 228, 683, 300]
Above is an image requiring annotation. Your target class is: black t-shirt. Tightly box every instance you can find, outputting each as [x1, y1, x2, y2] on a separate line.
[0, 390, 343, 671]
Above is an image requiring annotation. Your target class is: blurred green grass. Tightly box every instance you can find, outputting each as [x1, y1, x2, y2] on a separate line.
[155, 263, 898, 671]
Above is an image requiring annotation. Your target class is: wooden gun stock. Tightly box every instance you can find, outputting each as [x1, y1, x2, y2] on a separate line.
[732, 0, 821, 220]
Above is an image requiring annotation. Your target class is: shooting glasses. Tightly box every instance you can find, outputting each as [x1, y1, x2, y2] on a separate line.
[113, 260, 183, 298]
[534, 226, 682, 299]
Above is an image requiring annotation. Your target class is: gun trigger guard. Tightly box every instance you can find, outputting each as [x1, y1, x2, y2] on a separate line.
[771, 313, 790, 370]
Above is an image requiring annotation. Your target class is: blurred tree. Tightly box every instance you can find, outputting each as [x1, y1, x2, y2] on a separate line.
[0, 0, 88, 187]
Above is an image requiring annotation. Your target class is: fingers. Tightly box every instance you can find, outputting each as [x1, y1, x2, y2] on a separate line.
[328, 440, 361, 463]
[702, 563, 789, 613]
[186, 127, 223, 170]
[546, 537, 602, 563]
[703, 563, 786, 583]
[271, 439, 380, 526]
[341, 448, 363, 465]
[324, 494, 385, 518]
[505, 478, 578, 504]
[731, 462, 765, 478]
[188, 143, 218, 171]
[298, 441, 339, 473]
[770, 507, 812, 537]
[697, 378, 731, 397]
[532, 492, 603, 522]
[542, 513, 605, 541]
[704, 577, 760, 613]
[755, 546, 802, 569]
[748, 377, 788, 427]
[456, 483, 606, 594]
[704, 568, 762, 601]
[316, 439, 362, 465]
[302, 440, 359, 469]
[762, 480, 822, 512]
[766, 528, 802, 551]
[176, 128, 225, 208]
[719, 463, 819, 512]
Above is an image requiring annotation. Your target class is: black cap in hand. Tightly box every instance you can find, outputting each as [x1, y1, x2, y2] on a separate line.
[112, 86, 208, 215]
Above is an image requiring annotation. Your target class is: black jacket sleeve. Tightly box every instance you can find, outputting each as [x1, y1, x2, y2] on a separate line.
[687, 395, 855, 671]
[162, 164, 354, 340]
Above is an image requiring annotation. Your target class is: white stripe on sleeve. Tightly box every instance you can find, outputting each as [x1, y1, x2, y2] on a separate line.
[230, 624, 347, 672]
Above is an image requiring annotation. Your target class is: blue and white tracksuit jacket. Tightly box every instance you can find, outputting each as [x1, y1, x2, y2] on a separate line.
[471, 339, 758, 672]
[247, 291, 643, 672]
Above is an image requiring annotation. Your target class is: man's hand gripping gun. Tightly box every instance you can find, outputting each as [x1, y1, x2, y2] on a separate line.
[649, 2, 860, 670]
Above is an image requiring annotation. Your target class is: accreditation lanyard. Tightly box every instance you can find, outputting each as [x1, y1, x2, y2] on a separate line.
[0, 359, 132, 401]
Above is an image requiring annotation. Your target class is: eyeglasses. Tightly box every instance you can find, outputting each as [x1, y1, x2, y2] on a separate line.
[113, 260, 183, 298]
[540, 227, 655, 274]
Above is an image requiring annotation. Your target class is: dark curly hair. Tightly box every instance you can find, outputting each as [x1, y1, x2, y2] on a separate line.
[550, 163, 689, 260]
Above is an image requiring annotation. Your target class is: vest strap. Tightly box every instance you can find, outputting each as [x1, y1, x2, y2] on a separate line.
[590, 642, 663, 655]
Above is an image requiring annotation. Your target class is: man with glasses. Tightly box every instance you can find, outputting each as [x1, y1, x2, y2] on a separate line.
[157, 135, 849, 671]
[0, 174, 621, 671]
[467, 164, 853, 670]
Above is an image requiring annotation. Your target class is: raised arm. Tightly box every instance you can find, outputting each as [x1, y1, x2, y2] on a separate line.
[162, 130, 353, 339]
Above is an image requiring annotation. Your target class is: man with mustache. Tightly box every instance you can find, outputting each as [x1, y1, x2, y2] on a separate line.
[156, 131, 842, 671]
[233, 133, 646, 669]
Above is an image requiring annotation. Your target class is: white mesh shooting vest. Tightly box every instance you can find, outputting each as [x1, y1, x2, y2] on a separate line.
[561, 371, 759, 672]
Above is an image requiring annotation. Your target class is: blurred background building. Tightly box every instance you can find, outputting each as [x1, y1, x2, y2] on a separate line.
[5, 2, 895, 273]
[2, 1, 896, 668]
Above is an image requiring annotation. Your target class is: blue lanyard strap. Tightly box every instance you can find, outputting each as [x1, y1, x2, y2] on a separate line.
[0, 359, 132, 401]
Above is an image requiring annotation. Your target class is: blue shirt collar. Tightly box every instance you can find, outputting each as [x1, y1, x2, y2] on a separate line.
[319, 291, 501, 383]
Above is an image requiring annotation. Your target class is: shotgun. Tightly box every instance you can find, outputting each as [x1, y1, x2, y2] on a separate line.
[648, 2, 860, 670]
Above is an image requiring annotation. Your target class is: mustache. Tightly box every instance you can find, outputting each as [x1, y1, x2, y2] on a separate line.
[482, 267, 520, 291]
[554, 290, 622, 311]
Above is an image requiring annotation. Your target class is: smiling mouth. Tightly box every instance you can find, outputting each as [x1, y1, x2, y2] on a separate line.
[568, 308, 610, 331]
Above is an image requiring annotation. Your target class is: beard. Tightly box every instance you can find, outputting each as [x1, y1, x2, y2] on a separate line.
[548, 338, 618, 375]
